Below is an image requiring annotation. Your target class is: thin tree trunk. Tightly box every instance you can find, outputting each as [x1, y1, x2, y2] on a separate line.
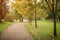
[20, 15, 23, 22]
[35, 0, 37, 28]
[21, 16, 23, 22]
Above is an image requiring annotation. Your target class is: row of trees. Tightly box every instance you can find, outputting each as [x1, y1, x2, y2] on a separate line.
[0, 0, 20, 22]
[11, 0, 48, 21]
[11, 0, 60, 37]
[0, 0, 60, 23]
[0, 0, 60, 37]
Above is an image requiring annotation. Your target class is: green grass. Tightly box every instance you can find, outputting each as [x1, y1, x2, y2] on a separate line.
[0, 22, 12, 33]
[25, 20, 60, 40]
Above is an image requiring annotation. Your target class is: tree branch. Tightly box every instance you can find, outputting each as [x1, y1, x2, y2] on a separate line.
[47, 0, 52, 5]
[45, 0, 52, 11]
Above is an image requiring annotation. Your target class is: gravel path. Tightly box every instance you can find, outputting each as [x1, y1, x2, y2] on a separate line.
[0, 23, 33, 40]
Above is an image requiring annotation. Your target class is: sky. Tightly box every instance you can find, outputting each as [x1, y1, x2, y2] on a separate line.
[6, 0, 15, 12]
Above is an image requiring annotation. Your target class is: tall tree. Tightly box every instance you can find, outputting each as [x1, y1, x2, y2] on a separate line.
[45, 0, 57, 37]
[0, 0, 3, 23]
[34, 0, 37, 28]
[11, 0, 34, 22]
[0, 0, 8, 23]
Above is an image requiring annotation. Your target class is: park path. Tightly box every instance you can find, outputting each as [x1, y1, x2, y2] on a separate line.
[0, 22, 33, 40]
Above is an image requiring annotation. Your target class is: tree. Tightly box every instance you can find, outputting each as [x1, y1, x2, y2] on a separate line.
[34, 0, 37, 28]
[11, 0, 30, 22]
[0, 0, 3, 23]
[11, 0, 35, 23]
[0, 0, 8, 23]
[45, 0, 57, 37]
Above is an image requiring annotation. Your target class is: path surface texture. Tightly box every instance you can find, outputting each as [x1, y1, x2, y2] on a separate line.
[0, 23, 33, 40]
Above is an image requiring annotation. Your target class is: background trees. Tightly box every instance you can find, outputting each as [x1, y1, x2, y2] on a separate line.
[0, 0, 59, 37]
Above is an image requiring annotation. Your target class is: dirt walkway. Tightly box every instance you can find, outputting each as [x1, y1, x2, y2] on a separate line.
[0, 23, 33, 40]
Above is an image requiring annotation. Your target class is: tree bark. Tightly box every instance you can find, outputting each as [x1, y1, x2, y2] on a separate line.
[20, 15, 23, 22]
[35, 0, 37, 28]
[21, 16, 23, 22]
[52, 0, 57, 37]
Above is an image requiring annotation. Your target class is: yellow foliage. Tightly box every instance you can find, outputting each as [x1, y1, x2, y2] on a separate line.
[11, 0, 32, 18]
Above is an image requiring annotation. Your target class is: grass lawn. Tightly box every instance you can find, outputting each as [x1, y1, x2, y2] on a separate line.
[0, 22, 12, 33]
[25, 20, 60, 40]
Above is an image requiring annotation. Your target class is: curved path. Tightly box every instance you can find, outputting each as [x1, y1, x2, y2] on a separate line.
[0, 23, 33, 40]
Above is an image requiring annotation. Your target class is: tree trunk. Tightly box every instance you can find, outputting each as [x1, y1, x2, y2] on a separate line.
[20, 15, 23, 22]
[52, 0, 57, 37]
[35, 0, 37, 28]
[21, 16, 23, 22]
